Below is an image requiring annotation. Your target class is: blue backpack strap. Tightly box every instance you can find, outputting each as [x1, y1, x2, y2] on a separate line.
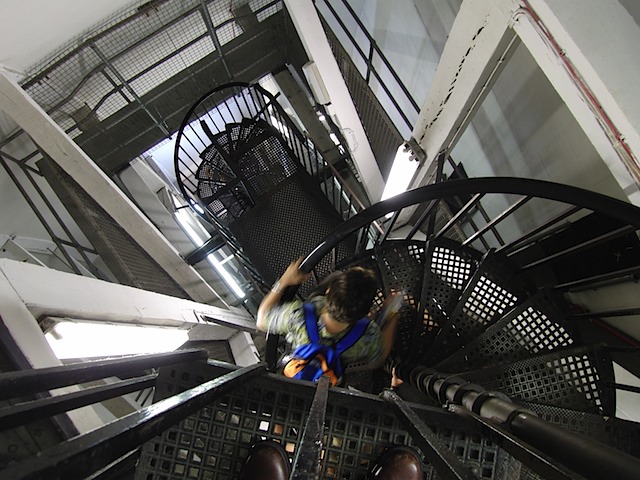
[334, 318, 369, 355]
[302, 303, 320, 343]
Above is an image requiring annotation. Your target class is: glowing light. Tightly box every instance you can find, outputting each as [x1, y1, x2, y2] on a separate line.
[381, 144, 419, 202]
[174, 207, 245, 298]
[45, 322, 188, 359]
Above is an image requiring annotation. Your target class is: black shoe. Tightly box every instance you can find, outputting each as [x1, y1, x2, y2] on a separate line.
[240, 441, 291, 480]
[368, 445, 423, 480]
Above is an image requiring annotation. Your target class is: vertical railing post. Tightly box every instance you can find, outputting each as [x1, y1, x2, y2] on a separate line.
[290, 376, 331, 479]
[381, 389, 477, 480]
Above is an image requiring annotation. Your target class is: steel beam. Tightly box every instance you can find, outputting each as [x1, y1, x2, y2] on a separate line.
[410, 0, 516, 190]
[284, 0, 384, 202]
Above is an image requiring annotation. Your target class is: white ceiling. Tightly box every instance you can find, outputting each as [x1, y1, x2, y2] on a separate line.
[0, 0, 143, 78]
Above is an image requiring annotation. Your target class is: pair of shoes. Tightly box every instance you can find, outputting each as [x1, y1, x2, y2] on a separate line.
[239, 441, 290, 480]
[368, 445, 423, 480]
[239, 441, 421, 480]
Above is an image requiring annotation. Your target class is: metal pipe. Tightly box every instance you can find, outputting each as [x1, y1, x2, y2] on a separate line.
[463, 195, 531, 246]
[0, 374, 157, 431]
[396, 364, 640, 480]
[510, 411, 640, 480]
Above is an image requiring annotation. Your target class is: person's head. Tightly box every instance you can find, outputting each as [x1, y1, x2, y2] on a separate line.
[325, 267, 378, 324]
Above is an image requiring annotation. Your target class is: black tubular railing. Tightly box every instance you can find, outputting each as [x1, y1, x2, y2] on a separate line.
[394, 364, 640, 480]
[0, 350, 267, 479]
[174, 82, 369, 226]
[314, 0, 420, 136]
[174, 82, 382, 294]
[0, 359, 266, 480]
[300, 177, 640, 286]
[289, 177, 640, 478]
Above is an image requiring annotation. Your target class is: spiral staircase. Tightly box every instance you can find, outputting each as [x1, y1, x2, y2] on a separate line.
[2, 82, 640, 480]
[128, 177, 640, 480]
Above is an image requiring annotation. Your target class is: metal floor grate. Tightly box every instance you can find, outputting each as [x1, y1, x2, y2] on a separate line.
[135, 362, 514, 480]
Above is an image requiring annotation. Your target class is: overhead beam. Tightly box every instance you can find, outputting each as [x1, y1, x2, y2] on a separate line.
[0, 70, 225, 306]
[0, 259, 253, 334]
[284, 0, 384, 202]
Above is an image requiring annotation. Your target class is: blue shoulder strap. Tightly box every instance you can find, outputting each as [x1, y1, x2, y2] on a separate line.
[302, 303, 320, 343]
[335, 318, 369, 354]
[302, 302, 368, 354]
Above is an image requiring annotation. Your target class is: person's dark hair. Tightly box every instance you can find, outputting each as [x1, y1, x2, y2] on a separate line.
[325, 267, 378, 324]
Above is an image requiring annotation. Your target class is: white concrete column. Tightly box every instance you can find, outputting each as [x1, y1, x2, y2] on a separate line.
[0, 261, 104, 433]
[283, 0, 385, 202]
[410, 0, 517, 189]
[0, 69, 226, 305]
[511, 0, 640, 205]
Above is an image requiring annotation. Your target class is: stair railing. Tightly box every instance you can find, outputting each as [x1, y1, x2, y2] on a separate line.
[300, 177, 640, 292]
[0, 350, 266, 480]
[391, 364, 640, 480]
[288, 176, 640, 479]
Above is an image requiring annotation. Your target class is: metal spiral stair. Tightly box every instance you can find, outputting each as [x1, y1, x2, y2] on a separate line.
[131, 178, 640, 480]
[2, 174, 640, 480]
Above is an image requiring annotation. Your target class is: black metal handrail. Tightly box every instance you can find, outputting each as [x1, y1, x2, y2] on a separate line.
[300, 177, 640, 280]
[314, 0, 420, 134]
[393, 364, 640, 480]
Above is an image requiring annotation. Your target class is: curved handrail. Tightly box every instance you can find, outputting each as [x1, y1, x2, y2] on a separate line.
[301, 177, 640, 271]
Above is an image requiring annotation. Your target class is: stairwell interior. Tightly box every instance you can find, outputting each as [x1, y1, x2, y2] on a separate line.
[1, 1, 640, 479]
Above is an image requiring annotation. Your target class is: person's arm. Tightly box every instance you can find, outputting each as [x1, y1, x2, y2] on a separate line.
[378, 292, 402, 360]
[380, 313, 399, 360]
[256, 258, 310, 332]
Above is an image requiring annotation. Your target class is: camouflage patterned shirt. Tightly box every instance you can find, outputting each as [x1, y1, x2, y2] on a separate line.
[263, 295, 383, 368]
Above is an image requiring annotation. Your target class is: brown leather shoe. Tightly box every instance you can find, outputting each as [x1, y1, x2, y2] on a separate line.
[368, 446, 423, 480]
[239, 441, 291, 480]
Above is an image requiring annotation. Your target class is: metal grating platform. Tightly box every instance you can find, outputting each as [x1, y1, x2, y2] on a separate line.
[134, 362, 518, 480]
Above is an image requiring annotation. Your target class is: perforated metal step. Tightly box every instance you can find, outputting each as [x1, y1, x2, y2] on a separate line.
[424, 250, 530, 365]
[461, 345, 616, 416]
[436, 289, 578, 372]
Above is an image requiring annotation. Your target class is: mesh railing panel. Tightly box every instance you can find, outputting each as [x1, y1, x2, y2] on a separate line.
[321, 17, 403, 179]
[37, 158, 191, 300]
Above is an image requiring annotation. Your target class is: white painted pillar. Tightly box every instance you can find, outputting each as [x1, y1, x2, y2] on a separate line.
[283, 0, 385, 202]
[511, 0, 640, 205]
[0, 262, 105, 433]
[0, 259, 254, 331]
[410, 0, 516, 189]
[0, 70, 227, 306]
